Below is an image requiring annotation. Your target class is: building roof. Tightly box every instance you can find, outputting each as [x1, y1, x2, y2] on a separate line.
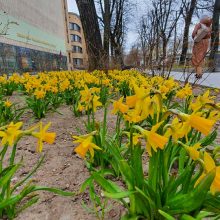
[68, 12, 80, 18]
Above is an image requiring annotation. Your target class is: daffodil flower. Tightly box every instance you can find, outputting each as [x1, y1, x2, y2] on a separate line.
[112, 97, 128, 114]
[165, 117, 187, 142]
[183, 142, 202, 161]
[73, 132, 101, 159]
[32, 122, 56, 152]
[123, 131, 142, 146]
[134, 122, 168, 156]
[190, 90, 215, 111]
[0, 122, 23, 146]
[184, 114, 215, 136]
[196, 152, 220, 195]
[170, 109, 215, 136]
[4, 100, 12, 107]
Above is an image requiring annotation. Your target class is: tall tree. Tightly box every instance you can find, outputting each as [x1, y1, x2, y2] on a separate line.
[179, 0, 197, 65]
[138, 13, 157, 70]
[98, 0, 115, 69]
[152, 0, 183, 76]
[209, 0, 220, 71]
[103, 0, 110, 69]
[76, 0, 103, 71]
[98, 0, 132, 68]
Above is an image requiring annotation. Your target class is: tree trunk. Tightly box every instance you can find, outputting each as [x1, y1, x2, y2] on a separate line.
[76, 0, 103, 71]
[209, 0, 220, 71]
[103, 0, 110, 70]
[162, 37, 168, 76]
[179, 0, 197, 65]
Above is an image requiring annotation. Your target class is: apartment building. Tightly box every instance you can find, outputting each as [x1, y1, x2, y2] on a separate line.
[68, 12, 88, 70]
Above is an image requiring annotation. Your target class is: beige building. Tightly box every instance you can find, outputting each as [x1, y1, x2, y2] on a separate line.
[0, 0, 70, 72]
[68, 12, 88, 70]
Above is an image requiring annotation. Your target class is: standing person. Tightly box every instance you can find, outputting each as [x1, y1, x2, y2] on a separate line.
[192, 16, 212, 79]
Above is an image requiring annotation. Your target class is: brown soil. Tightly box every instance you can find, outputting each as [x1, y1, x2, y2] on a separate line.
[5, 85, 220, 220]
[7, 93, 121, 220]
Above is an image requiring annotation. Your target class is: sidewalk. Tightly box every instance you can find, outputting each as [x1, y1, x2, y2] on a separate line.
[169, 72, 220, 89]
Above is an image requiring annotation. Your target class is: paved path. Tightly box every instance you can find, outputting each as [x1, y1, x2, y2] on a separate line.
[169, 72, 220, 89]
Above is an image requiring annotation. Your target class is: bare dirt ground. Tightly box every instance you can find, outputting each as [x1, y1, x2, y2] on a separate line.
[5, 85, 220, 220]
[9, 94, 121, 220]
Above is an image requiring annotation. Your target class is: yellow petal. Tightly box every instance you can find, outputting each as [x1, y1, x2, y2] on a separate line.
[204, 152, 216, 172]
[44, 132, 56, 144]
[75, 144, 88, 159]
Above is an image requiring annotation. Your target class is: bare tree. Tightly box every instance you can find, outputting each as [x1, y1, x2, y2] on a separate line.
[124, 44, 141, 67]
[179, 0, 197, 65]
[138, 13, 157, 73]
[97, 0, 133, 68]
[152, 0, 183, 76]
[76, 0, 103, 71]
[98, 0, 113, 69]
[138, 17, 148, 68]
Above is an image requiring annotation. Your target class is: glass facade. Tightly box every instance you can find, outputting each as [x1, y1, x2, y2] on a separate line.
[0, 43, 67, 73]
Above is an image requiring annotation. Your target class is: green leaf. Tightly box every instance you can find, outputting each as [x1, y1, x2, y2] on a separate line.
[119, 160, 134, 189]
[32, 186, 74, 196]
[80, 177, 93, 193]
[200, 130, 217, 147]
[0, 195, 21, 209]
[0, 164, 20, 187]
[180, 214, 196, 220]
[203, 193, 220, 214]
[158, 210, 175, 220]
[195, 211, 214, 220]
[132, 145, 144, 188]
[92, 172, 122, 193]
[103, 190, 135, 199]
[165, 170, 215, 214]
[11, 156, 45, 193]
[16, 195, 39, 214]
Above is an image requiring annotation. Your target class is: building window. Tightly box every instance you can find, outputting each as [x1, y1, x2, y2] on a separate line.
[70, 34, 82, 43]
[72, 46, 83, 53]
[73, 58, 83, 66]
[69, 22, 81, 32]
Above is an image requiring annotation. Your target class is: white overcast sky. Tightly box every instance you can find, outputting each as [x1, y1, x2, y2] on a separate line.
[67, 0, 147, 51]
[66, 0, 211, 52]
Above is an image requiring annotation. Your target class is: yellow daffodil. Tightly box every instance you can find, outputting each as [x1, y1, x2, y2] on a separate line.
[0, 122, 23, 146]
[73, 132, 101, 158]
[90, 95, 102, 112]
[124, 131, 142, 146]
[208, 110, 220, 121]
[186, 114, 215, 136]
[123, 110, 142, 123]
[175, 111, 215, 136]
[186, 143, 201, 160]
[112, 97, 128, 114]
[34, 90, 46, 99]
[134, 122, 168, 156]
[165, 117, 186, 142]
[32, 122, 56, 152]
[176, 83, 192, 99]
[196, 152, 220, 195]
[190, 90, 215, 111]
[4, 100, 12, 107]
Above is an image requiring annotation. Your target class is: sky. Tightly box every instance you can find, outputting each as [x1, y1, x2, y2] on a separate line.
[66, 0, 147, 51]
[66, 0, 213, 52]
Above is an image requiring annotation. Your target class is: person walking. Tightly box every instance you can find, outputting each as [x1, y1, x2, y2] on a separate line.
[192, 16, 212, 79]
